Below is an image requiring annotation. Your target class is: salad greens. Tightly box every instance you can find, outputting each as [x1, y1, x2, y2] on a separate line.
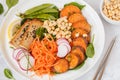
[64, 2, 85, 10]
[86, 35, 95, 58]
[20, 18, 30, 26]
[5, 0, 19, 15]
[51, 34, 56, 40]
[36, 27, 48, 40]
[0, 3, 4, 15]
[73, 62, 85, 70]
[4, 68, 15, 80]
[26, 54, 32, 73]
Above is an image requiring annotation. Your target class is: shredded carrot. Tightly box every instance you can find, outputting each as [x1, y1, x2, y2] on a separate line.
[29, 36, 58, 76]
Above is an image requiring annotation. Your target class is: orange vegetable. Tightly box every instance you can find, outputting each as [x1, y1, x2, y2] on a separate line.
[71, 46, 85, 63]
[53, 59, 69, 73]
[29, 36, 58, 76]
[83, 34, 91, 43]
[66, 53, 80, 69]
[72, 37, 88, 52]
[71, 28, 90, 42]
[71, 28, 87, 39]
[60, 5, 81, 17]
[72, 20, 91, 33]
[68, 13, 85, 23]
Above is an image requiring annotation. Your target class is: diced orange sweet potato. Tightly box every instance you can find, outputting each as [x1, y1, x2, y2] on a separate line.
[72, 37, 88, 52]
[60, 5, 81, 17]
[71, 46, 85, 63]
[68, 13, 85, 23]
[71, 28, 88, 39]
[72, 20, 91, 33]
[83, 34, 91, 43]
[53, 59, 69, 73]
[66, 53, 80, 69]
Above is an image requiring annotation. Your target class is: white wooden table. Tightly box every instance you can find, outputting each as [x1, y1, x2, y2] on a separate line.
[0, 0, 120, 80]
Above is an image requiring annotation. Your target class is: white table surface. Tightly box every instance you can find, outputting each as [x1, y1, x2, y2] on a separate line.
[0, 0, 120, 80]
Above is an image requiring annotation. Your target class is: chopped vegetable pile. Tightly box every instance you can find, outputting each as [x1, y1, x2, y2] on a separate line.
[8, 2, 95, 78]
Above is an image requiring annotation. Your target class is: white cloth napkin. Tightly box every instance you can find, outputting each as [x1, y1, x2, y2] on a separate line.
[102, 36, 120, 80]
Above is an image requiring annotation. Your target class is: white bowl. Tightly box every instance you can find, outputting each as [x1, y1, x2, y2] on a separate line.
[100, 0, 120, 25]
[0, 0, 105, 80]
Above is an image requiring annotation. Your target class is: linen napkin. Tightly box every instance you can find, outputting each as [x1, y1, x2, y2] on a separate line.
[102, 36, 120, 80]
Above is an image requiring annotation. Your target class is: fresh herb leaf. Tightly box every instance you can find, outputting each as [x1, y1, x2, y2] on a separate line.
[64, 2, 85, 10]
[26, 54, 31, 74]
[86, 43, 95, 58]
[51, 34, 56, 40]
[6, 0, 18, 9]
[5, 0, 19, 16]
[22, 51, 32, 74]
[0, 3, 4, 15]
[86, 35, 95, 58]
[53, 71, 60, 74]
[36, 27, 48, 40]
[69, 27, 75, 32]
[10, 46, 14, 49]
[55, 25, 58, 29]
[73, 62, 85, 70]
[92, 34, 95, 43]
[4, 68, 15, 80]
[20, 18, 29, 26]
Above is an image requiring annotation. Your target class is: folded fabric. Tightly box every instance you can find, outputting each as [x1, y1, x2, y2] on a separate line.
[102, 36, 120, 80]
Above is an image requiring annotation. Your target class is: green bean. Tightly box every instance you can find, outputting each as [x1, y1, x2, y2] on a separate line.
[29, 8, 58, 16]
[24, 14, 56, 20]
[52, 6, 59, 11]
[25, 4, 54, 15]
[48, 12, 59, 18]
[36, 14, 56, 20]
[39, 8, 58, 13]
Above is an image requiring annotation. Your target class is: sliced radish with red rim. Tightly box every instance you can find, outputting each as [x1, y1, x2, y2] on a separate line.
[18, 55, 34, 71]
[12, 48, 25, 60]
[12, 47, 35, 71]
[60, 43, 71, 52]
[57, 44, 69, 58]
[56, 38, 69, 45]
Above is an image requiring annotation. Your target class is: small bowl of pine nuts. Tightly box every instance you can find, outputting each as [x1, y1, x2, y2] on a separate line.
[100, 0, 120, 25]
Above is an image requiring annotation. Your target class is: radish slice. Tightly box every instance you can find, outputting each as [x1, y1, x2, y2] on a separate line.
[13, 47, 35, 71]
[15, 50, 24, 61]
[57, 44, 69, 58]
[56, 38, 71, 57]
[16, 50, 30, 61]
[56, 38, 69, 45]
[13, 47, 30, 61]
[18, 55, 34, 71]
[13, 48, 23, 60]
[60, 43, 71, 52]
